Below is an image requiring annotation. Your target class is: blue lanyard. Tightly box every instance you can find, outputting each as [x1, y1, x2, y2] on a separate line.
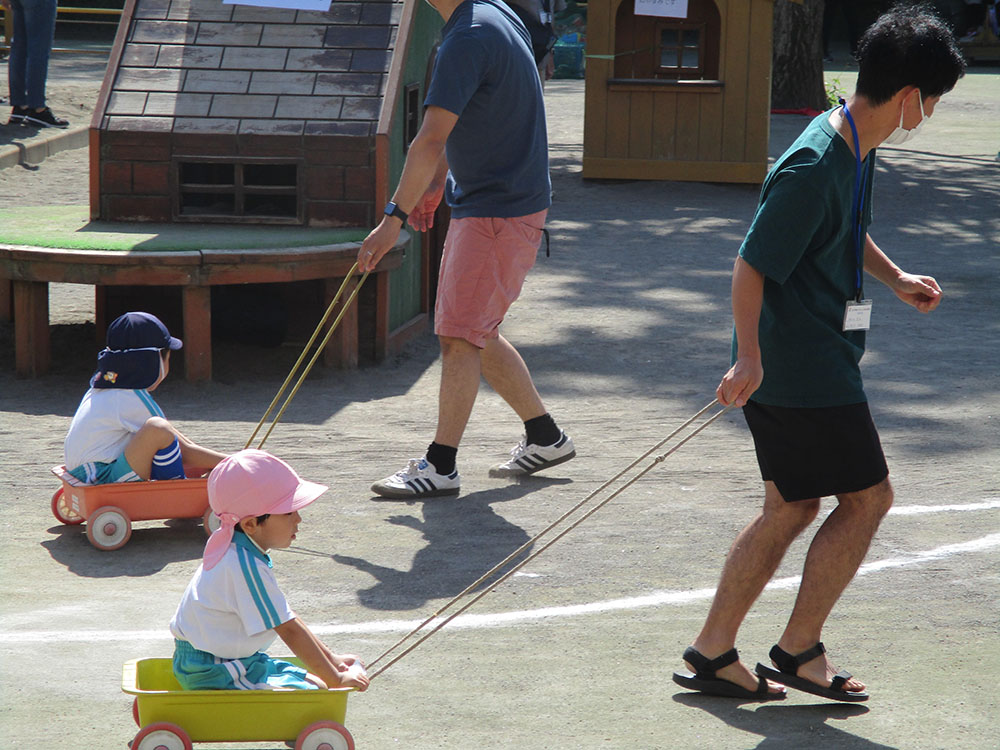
[839, 98, 868, 301]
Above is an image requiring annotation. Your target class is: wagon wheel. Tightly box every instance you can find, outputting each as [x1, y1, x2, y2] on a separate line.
[51, 488, 84, 525]
[131, 721, 192, 750]
[295, 720, 355, 750]
[202, 507, 221, 536]
[85, 506, 132, 551]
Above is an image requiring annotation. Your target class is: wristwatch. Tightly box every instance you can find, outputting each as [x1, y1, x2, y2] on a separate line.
[384, 201, 408, 224]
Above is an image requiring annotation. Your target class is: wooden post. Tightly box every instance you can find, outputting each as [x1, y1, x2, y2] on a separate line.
[181, 285, 212, 382]
[0, 278, 11, 322]
[373, 269, 390, 362]
[322, 276, 359, 369]
[13, 280, 50, 377]
[94, 285, 108, 348]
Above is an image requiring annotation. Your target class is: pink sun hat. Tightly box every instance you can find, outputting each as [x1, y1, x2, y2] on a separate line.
[202, 449, 328, 570]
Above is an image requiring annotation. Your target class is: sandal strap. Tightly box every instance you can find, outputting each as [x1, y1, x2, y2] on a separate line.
[682, 646, 739, 676]
[829, 670, 852, 692]
[754, 673, 772, 696]
[769, 642, 827, 675]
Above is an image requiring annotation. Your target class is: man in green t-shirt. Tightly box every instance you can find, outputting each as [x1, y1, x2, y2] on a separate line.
[673, 6, 965, 702]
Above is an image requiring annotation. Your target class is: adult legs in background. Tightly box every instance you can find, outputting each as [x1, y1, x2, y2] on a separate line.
[8, 0, 66, 126]
[7, 0, 29, 108]
[9, 0, 57, 108]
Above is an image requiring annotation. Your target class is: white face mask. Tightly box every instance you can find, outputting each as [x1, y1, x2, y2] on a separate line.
[883, 91, 927, 145]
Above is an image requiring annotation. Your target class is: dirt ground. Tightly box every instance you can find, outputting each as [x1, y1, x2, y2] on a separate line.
[1, 49, 998, 750]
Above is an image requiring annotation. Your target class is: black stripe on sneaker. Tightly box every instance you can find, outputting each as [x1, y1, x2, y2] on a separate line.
[515, 457, 538, 471]
[407, 479, 426, 493]
[553, 432, 568, 449]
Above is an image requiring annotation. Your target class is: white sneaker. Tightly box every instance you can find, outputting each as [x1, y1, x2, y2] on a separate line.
[371, 457, 461, 499]
[489, 431, 576, 478]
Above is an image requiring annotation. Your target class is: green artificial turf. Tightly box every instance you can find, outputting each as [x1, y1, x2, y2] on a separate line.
[0, 206, 367, 251]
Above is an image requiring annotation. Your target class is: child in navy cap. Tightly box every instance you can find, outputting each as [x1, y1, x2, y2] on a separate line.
[63, 312, 226, 485]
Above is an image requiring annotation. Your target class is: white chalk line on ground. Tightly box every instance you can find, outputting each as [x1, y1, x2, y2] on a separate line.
[886, 499, 1000, 515]
[2, 502, 998, 646]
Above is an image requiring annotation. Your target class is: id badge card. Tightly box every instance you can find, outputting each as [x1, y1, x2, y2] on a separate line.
[843, 299, 873, 331]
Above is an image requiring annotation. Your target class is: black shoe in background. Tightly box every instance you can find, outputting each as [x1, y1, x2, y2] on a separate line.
[8, 106, 29, 125]
[23, 107, 69, 128]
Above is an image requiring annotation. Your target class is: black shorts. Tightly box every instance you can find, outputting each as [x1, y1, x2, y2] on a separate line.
[743, 400, 889, 502]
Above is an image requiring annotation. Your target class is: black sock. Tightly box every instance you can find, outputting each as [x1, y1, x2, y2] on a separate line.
[524, 413, 560, 447]
[426, 442, 457, 476]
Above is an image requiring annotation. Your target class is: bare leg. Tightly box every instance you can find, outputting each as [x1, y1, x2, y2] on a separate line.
[173, 426, 227, 475]
[433, 335, 483, 448]
[480, 334, 546, 422]
[123, 418, 178, 480]
[124, 417, 225, 480]
[688, 482, 819, 693]
[775, 477, 894, 692]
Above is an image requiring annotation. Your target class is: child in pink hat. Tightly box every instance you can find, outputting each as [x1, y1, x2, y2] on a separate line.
[169, 449, 369, 692]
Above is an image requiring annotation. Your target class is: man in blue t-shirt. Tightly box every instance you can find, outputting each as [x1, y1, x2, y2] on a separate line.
[673, 7, 964, 703]
[359, 0, 575, 499]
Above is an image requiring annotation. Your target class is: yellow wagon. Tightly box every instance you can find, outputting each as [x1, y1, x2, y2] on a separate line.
[123, 658, 355, 750]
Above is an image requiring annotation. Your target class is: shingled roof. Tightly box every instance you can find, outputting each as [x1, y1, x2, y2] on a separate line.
[102, 0, 404, 137]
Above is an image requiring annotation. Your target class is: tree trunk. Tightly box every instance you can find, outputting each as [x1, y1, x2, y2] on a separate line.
[771, 0, 827, 111]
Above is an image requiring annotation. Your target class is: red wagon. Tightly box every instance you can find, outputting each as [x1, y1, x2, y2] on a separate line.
[50, 465, 218, 550]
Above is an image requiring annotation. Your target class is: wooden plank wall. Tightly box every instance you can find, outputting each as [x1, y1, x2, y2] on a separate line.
[583, 0, 772, 183]
[582, 0, 612, 159]
[720, 0, 750, 163]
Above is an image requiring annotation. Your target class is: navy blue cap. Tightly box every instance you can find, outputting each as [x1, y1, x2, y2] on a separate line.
[106, 312, 182, 351]
[91, 312, 182, 389]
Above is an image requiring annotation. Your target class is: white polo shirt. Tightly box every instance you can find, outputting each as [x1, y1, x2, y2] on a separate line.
[169, 534, 295, 659]
[64, 388, 164, 469]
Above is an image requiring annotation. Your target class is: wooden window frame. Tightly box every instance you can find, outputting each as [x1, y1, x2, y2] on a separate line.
[656, 22, 706, 80]
[172, 156, 304, 225]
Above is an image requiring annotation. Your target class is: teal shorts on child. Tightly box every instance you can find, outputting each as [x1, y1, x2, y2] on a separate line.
[172, 639, 318, 691]
[67, 453, 140, 485]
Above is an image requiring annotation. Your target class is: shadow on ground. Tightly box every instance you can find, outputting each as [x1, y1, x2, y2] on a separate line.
[673, 693, 898, 749]
[300, 478, 572, 610]
[41, 517, 206, 578]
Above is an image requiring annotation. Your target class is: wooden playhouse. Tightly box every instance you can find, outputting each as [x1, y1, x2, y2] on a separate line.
[1, 0, 447, 380]
[582, 0, 787, 183]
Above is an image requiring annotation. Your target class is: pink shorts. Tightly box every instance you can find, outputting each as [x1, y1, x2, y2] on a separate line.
[434, 209, 547, 348]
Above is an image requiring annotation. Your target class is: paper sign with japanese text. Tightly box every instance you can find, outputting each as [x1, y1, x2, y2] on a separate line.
[634, 0, 688, 18]
[223, 0, 332, 11]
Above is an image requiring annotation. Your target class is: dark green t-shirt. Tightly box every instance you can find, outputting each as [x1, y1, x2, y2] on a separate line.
[736, 111, 876, 408]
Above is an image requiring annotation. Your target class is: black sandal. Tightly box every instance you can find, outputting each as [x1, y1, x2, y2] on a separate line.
[755, 642, 869, 702]
[673, 646, 786, 700]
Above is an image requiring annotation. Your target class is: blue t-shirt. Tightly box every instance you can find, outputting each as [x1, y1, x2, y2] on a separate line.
[736, 110, 876, 408]
[424, 0, 551, 218]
